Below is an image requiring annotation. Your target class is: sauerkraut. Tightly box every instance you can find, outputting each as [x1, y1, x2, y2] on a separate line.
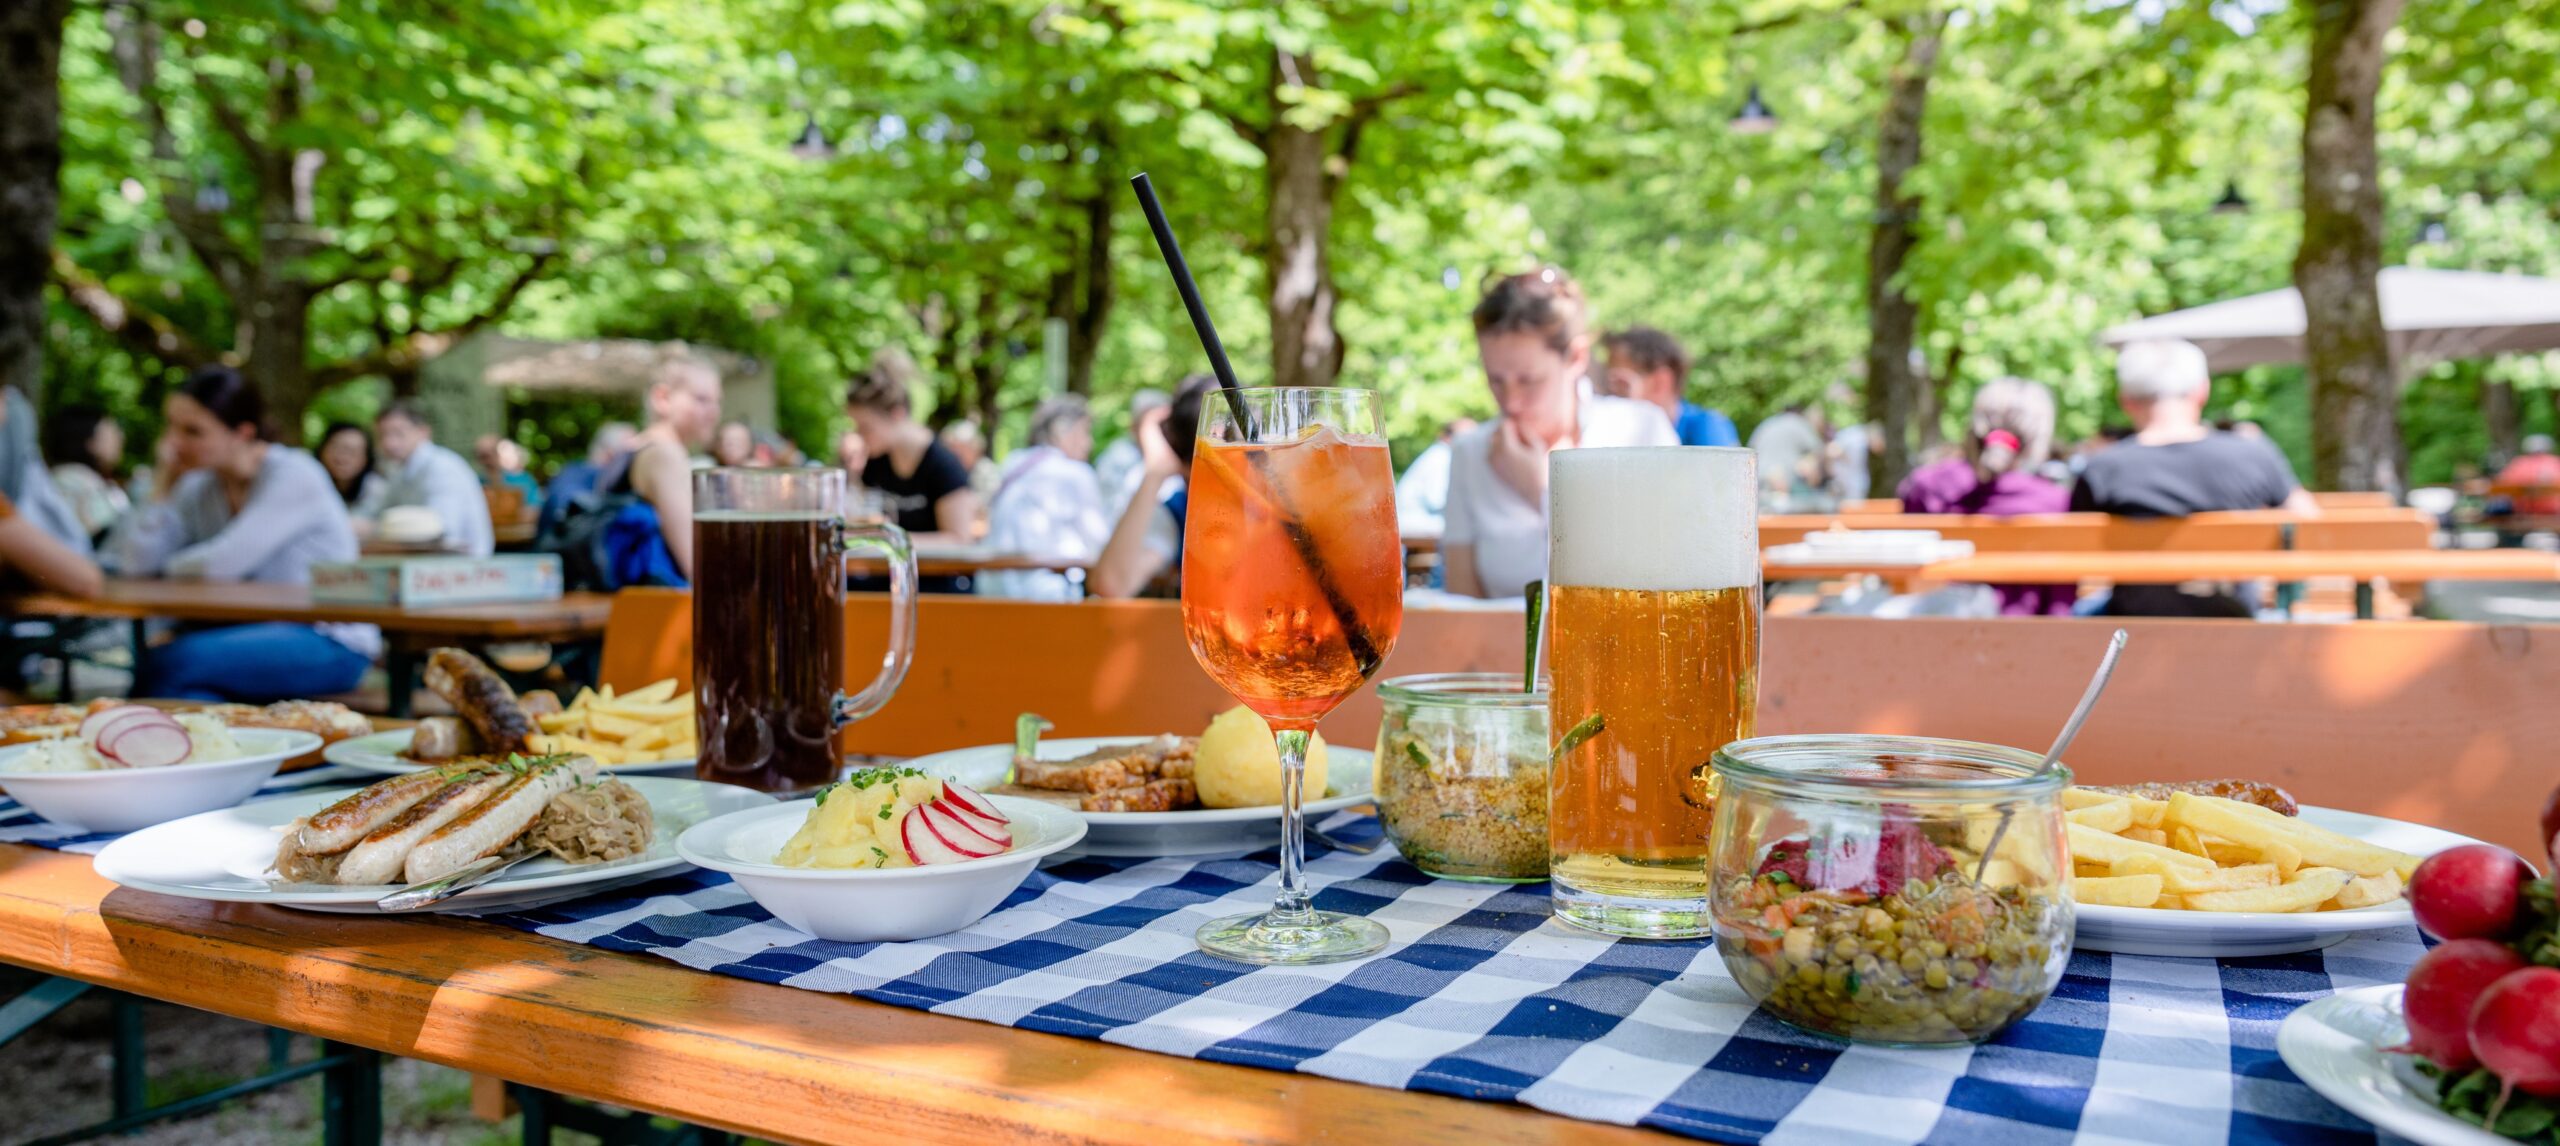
[523, 779, 654, 863]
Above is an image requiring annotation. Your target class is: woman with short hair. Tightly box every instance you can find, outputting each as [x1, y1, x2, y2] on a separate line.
[979, 395, 1109, 601]
[1898, 376, 2073, 615]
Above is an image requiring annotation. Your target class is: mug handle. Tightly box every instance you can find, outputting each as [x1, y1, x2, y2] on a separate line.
[831, 520, 917, 731]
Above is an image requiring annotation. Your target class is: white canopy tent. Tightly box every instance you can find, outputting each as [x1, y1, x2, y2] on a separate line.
[2098, 267, 2560, 374]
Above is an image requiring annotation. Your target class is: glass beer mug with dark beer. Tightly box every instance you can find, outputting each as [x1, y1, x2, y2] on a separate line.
[1545, 447, 1759, 938]
[692, 467, 916, 794]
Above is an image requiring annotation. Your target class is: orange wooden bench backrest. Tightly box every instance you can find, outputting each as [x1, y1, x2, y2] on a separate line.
[1843, 494, 2397, 513]
[1761, 509, 2431, 552]
[602, 591, 2551, 855]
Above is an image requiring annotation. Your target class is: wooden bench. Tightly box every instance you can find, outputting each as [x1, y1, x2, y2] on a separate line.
[601, 591, 2552, 855]
[1762, 508, 2433, 552]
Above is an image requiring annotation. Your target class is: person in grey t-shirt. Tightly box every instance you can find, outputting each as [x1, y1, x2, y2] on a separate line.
[355, 400, 495, 557]
[2073, 339, 2320, 617]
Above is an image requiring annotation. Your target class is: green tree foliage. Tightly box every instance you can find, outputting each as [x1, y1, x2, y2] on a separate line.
[31, 0, 2560, 487]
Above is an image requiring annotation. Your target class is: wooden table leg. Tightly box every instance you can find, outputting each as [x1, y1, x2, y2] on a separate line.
[128, 619, 148, 692]
[386, 646, 418, 718]
[469, 1073, 516, 1123]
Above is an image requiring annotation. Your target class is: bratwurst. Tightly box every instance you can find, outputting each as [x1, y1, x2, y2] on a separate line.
[422, 649, 537, 756]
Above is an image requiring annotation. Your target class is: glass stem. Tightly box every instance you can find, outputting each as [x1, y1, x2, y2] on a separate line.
[1270, 729, 1314, 923]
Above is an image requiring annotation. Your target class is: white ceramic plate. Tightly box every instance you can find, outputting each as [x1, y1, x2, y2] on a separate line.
[324, 728, 697, 779]
[2073, 805, 2482, 957]
[2279, 985, 2510, 1146]
[907, 736, 1374, 857]
[92, 775, 774, 914]
[0, 729, 325, 834]
[678, 794, 1088, 942]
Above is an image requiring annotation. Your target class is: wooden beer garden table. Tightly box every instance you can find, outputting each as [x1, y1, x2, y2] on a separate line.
[0, 580, 615, 716]
[0, 844, 1643, 1145]
[1761, 547, 2560, 617]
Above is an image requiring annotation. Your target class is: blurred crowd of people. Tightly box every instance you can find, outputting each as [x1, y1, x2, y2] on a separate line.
[1378, 263, 2328, 619]
[2, 257, 2532, 702]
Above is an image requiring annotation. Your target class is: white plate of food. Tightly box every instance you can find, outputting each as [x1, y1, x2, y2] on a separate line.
[908, 710, 1374, 857]
[2068, 790, 2477, 957]
[679, 768, 1088, 942]
[2278, 985, 2512, 1146]
[0, 712, 326, 834]
[326, 728, 697, 779]
[93, 769, 773, 914]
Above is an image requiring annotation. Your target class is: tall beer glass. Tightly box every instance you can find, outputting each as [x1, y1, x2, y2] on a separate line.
[694, 467, 918, 795]
[1546, 447, 1759, 938]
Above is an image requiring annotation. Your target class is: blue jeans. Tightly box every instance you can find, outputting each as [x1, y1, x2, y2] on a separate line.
[138, 623, 371, 702]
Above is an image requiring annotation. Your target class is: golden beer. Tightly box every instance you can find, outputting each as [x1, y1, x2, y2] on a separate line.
[1546, 448, 1759, 938]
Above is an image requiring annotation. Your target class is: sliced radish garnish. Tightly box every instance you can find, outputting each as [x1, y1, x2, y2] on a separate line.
[111, 723, 192, 768]
[900, 808, 971, 865]
[80, 705, 158, 743]
[925, 802, 1006, 854]
[938, 780, 1007, 825]
[92, 708, 171, 748]
[934, 797, 1012, 847]
[95, 711, 180, 761]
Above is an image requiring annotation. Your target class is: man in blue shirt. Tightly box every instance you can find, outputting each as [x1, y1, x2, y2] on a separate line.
[1602, 326, 1739, 447]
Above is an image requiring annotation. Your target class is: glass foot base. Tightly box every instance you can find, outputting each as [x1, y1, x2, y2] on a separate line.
[1196, 909, 1388, 965]
[1552, 887, 1712, 940]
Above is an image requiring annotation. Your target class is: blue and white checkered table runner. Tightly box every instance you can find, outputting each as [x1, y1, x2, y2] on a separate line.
[3, 774, 2416, 1145]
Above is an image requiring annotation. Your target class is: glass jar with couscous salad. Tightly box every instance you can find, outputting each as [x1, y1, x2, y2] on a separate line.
[1372, 673, 1549, 883]
[1709, 735, 2074, 1046]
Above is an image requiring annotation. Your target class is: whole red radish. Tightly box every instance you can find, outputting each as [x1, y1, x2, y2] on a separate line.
[2408, 845, 2529, 941]
[2469, 967, 2560, 1099]
[2398, 939, 2527, 1070]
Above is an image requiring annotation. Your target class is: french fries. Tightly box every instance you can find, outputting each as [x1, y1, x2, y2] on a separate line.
[2068, 822, 2215, 872]
[526, 679, 696, 766]
[2071, 874, 2164, 908]
[2161, 793, 2422, 882]
[2061, 787, 2421, 914]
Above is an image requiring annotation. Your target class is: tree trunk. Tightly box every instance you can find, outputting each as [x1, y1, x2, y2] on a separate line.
[0, 0, 68, 405]
[244, 281, 315, 445]
[969, 289, 1004, 435]
[1067, 176, 1114, 397]
[2296, 0, 2406, 494]
[1046, 165, 1116, 399]
[2482, 375, 2521, 465]
[1262, 51, 1343, 391]
[1862, 12, 1945, 494]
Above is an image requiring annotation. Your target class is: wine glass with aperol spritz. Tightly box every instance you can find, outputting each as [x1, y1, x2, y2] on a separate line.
[1181, 387, 1404, 964]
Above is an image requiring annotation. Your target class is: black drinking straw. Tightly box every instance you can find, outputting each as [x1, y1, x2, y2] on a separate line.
[1130, 174, 1255, 432]
[1129, 172, 1382, 672]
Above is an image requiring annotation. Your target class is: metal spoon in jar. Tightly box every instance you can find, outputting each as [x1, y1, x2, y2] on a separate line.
[1974, 628, 2129, 882]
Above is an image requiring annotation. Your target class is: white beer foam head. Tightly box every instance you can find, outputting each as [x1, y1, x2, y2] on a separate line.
[1548, 447, 1758, 590]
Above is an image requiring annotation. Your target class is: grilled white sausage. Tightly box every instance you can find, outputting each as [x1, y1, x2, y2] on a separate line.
[295, 768, 469, 855]
[400, 757, 597, 883]
[332, 772, 509, 884]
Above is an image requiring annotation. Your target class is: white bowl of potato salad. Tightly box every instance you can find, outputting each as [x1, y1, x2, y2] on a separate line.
[675, 767, 1087, 943]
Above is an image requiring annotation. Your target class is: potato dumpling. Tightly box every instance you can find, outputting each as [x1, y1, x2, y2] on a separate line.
[1194, 705, 1328, 809]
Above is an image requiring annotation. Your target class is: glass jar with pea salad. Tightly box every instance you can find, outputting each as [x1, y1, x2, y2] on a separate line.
[1372, 673, 1549, 883]
[1709, 735, 2073, 1047]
